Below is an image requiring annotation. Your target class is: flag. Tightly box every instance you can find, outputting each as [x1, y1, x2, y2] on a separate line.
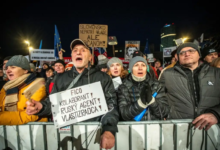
[93, 47, 107, 57]
[144, 39, 150, 55]
[199, 33, 204, 43]
[39, 40, 43, 49]
[54, 25, 62, 58]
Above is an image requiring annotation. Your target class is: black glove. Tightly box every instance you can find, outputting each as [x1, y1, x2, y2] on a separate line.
[140, 83, 152, 104]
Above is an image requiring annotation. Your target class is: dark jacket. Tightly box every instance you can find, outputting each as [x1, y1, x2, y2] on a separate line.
[38, 66, 119, 135]
[117, 73, 170, 121]
[159, 62, 220, 122]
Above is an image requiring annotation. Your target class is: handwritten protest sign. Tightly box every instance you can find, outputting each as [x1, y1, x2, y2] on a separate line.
[79, 24, 108, 48]
[49, 82, 108, 128]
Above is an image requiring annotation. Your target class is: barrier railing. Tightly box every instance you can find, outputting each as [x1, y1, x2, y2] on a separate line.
[0, 119, 219, 150]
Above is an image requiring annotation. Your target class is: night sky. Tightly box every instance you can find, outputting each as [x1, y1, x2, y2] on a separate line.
[0, 0, 219, 60]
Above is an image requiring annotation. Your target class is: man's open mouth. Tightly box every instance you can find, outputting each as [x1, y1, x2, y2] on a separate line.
[76, 57, 82, 62]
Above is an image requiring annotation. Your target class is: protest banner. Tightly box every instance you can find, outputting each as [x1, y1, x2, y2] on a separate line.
[124, 41, 140, 61]
[49, 82, 108, 128]
[30, 49, 56, 61]
[163, 46, 176, 58]
[79, 24, 108, 48]
[79, 24, 108, 64]
[147, 53, 155, 62]
[108, 36, 117, 56]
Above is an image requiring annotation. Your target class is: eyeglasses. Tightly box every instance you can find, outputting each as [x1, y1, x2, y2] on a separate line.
[179, 49, 197, 56]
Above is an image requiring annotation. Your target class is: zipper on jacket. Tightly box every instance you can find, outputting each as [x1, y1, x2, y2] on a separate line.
[191, 71, 198, 117]
[175, 66, 196, 118]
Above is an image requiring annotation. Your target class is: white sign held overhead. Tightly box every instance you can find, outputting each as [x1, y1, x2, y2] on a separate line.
[147, 53, 154, 62]
[30, 49, 56, 61]
[49, 82, 108, 128]
[163, 46, 177, 58]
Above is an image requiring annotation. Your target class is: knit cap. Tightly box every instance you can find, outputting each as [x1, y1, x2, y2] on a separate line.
[107, 57, 123, 68]
[98, 55, 109, 68]
[177, 42, 201, 56]
[54, 59, 65, 67]
[201, 46, 218, 59]
[129, 56, 148, 73]
[6, 55, 30, 71]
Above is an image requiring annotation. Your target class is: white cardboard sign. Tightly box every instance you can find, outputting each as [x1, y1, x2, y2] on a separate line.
[30, 49, 56, 61]
[49, 82, 108, 128]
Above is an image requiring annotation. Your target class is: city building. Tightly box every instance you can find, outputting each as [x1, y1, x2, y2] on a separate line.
[160, 23, 176, 51]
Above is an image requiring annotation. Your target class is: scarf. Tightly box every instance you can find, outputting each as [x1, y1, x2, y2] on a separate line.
[131, 73, 146, 82]
[3, 73, 36, 111]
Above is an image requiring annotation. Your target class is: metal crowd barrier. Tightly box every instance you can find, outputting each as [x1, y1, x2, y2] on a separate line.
[0, 119, 219, 150]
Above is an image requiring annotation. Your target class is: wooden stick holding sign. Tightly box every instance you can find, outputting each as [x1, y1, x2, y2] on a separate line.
[92, 47, 94, 65]
[23, 78, 45, 102]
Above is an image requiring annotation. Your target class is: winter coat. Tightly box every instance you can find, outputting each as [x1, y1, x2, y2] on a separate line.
[159, 63, 220, 121]
[0, 79, 48, 125]
[117, 73, 170, 121]
[37, 66, 119, 135]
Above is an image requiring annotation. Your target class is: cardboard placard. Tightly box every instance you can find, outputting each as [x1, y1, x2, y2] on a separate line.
[49, 82, 108, 128]
[79, 24, 108, 48]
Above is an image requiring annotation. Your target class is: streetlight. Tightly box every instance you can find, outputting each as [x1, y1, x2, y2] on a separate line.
[24, 41, 30, 46]
[182, 38, 188, 43]
[24, 40, 32, 62]
[29, 47, 33, 51]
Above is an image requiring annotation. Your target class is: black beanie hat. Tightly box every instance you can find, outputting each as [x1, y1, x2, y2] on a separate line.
[201, 46, 218, 59]
[177, 42, 201, 57]
[54, 59, 65, 67]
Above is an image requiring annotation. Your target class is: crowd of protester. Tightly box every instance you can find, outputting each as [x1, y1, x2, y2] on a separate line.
[0, 38, 220, 149]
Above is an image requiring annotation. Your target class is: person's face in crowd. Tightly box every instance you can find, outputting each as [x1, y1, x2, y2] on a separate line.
[179, 47, 200, 68]
[110, 63, 122, 77]
[37, 68, 41, 72]
[101, 68, 108, 73]
[52, 65, 55, 69]
[46, 69, 54, 78]
[0, 69, 3, 77]
[30, 68, 35, 72]
[127, 47, 137, 56]
[43, 64, 48, 70]
[154, 61, 161, 68]
[71, 44, 92, 71]
[6, 66, 28, 80]
[204, 52, 218, 63]
[3, 60, 8, 71]
[55, 63, 65, 74]
[132, 62, 147, 78]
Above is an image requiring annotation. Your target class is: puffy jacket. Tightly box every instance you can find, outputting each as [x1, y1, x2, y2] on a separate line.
[0, 79, 48, 125]
[38, 66, 119, 135]
[117, 73, 170, 121]
[159, 63, 220, 121]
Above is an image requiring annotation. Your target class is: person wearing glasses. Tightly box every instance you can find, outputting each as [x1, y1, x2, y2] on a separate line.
[159, 42, 220, 131]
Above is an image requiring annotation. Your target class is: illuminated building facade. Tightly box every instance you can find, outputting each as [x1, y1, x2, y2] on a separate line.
[160, 24, 176, 51]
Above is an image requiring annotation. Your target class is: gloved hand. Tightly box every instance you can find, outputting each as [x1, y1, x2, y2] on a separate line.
[140, 83, 152, 104]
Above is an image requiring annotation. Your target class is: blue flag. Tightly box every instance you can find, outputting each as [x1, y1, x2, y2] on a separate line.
[39, 40, 43, 49]
[144, 39, 150, 55]
[54, 25, 62, 58]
